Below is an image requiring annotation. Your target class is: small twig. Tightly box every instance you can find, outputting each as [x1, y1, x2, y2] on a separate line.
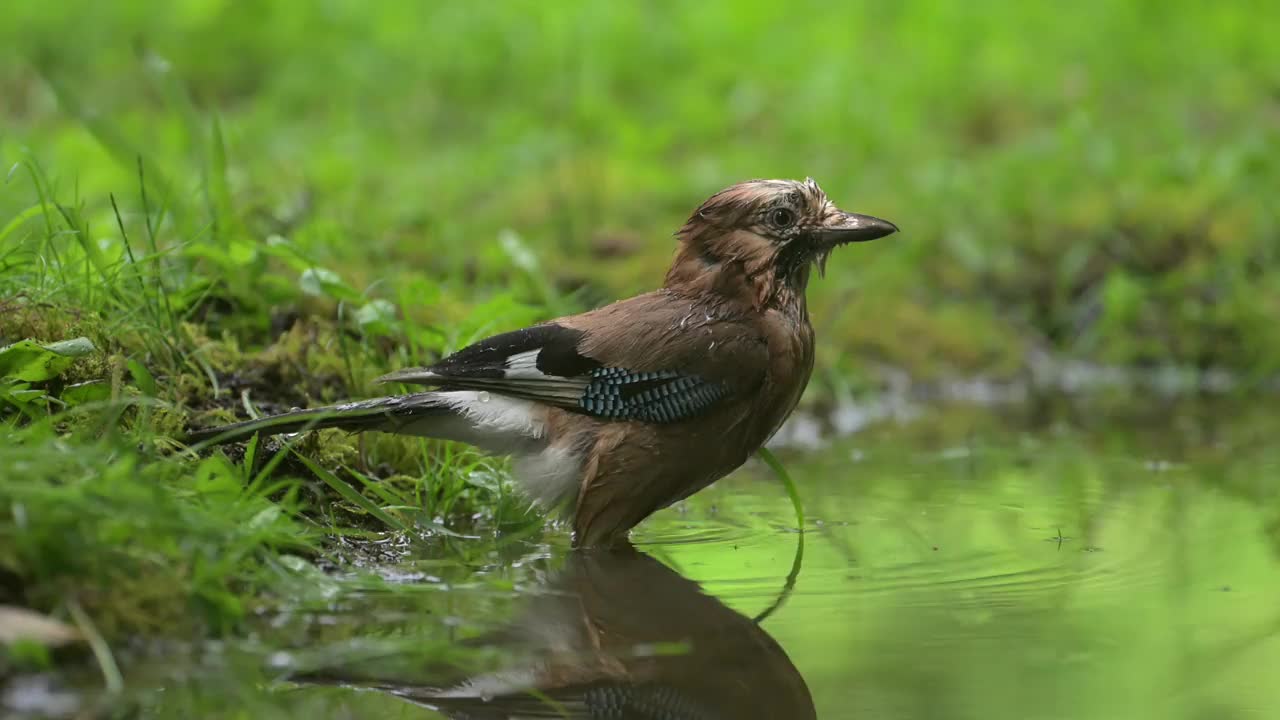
[66, 598, 123, 695]
[757, 447, 805, 531]
[753, 447, 806, 624]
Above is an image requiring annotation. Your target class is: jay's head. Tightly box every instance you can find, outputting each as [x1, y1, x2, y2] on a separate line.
[667, 178, 897, 308]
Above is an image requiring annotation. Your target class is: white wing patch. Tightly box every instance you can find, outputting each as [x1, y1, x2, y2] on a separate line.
[503, 348, 546, 379]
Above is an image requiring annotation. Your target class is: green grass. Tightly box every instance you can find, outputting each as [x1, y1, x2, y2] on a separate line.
[1, 0, 1278, 677]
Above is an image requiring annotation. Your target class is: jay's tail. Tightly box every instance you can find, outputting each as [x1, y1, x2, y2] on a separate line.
[184, 392, 451, 446]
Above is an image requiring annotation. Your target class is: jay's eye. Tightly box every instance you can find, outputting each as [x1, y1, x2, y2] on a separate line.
[769, 207, 796, 228]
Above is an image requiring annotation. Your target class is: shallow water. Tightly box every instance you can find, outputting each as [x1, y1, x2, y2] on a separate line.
[12, 401, 1280, 719]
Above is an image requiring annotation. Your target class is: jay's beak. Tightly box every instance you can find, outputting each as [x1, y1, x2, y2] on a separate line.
[815, 211, 899, 247]
[809, 209, 898, 277]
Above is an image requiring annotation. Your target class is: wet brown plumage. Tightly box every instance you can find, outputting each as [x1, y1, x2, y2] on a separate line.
[186, 178, 897, 546]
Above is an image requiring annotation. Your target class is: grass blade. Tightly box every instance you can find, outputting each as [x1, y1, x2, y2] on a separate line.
[293, 452, 409, 533]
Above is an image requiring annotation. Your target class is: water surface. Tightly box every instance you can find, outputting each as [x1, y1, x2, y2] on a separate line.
[11, 401, 1280, 719]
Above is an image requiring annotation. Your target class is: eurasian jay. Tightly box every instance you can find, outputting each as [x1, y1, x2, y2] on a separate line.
[188, 178, 897, 546]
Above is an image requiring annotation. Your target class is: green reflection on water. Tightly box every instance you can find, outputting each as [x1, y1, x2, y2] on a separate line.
[653, 405, 1280, 720]
[54, 405, 1280, 719]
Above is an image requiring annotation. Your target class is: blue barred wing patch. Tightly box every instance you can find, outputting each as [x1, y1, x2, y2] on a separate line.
[579, 367, 727, 423]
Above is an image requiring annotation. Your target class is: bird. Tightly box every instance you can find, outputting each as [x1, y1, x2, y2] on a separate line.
[187, 178, 897, 546]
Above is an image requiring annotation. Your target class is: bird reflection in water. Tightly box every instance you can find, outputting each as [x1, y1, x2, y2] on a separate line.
[302, 545, 814, 719]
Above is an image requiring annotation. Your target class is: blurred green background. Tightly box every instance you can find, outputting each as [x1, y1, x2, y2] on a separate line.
[3, 3, 1280, 718]
[4, 0, 1278, 388]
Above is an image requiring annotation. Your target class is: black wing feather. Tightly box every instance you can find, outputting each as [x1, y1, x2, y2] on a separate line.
[430, 324, 599, 378]
[382, 322, 727, 424]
